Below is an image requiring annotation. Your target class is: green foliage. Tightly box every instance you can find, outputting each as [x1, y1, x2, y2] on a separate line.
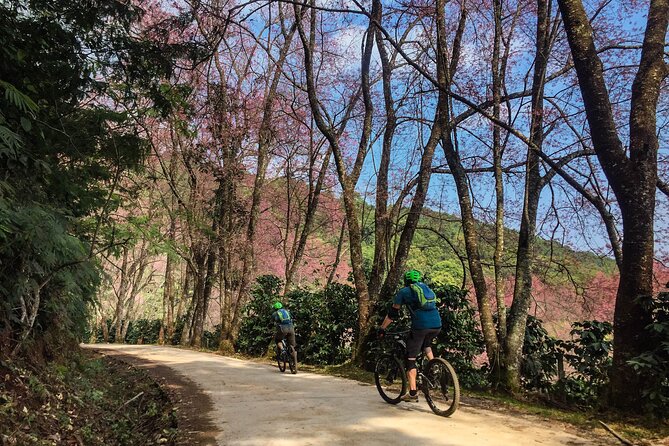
[203, 325, 222, 350]
[125, 319, 162, 345]
[627, 292, 669, 415]
[520, 316, 614, 408]
[563, 321, 612, 386]
[555, 320, 612, 407]
[431, 284, 487, 389]
[90, 318, 163, 345]
[236, 275, 283, 356]
[0, 0, 190, 357]
[236, 275, 359, 365]
[290, 283, 358, 365]
[521, 316, 563, 392]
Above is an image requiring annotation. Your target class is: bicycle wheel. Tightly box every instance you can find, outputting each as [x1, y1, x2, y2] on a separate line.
[288, 348, 297, 374]
[422, 358, 460, 417]
[277, 349, 287, 373]
[374, 355, 407, 404]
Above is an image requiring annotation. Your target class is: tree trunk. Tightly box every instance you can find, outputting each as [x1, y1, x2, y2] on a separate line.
[114, 247, 129, 342]
[327, 218, 347, 286]
[295, 0, 372, 355]
[557, 0, 667, 408]
[500, 0, 551, 392]
[368, 0, 393, 301]
[491, 0, 507, 342]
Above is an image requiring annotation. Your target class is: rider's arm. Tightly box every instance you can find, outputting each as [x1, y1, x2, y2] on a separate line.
[380, 304, 401, 329]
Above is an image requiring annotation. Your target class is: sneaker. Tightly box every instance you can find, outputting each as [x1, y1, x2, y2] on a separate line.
[400, 392, 419, 403]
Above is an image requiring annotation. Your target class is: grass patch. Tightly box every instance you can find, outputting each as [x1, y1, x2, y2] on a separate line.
[460, 389, 669, 445]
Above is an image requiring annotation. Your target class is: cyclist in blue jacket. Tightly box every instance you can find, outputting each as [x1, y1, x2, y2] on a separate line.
[378, 270, 441, 402]
[272, 302, 297, 367]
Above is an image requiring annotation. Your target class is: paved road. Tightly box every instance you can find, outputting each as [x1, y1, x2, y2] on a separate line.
[88, 345, 604, 446]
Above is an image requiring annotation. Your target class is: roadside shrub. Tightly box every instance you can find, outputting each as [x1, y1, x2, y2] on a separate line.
[628, 291, 669, 415]
[125, 319, 162, 345]
[432, 284, 487, 389]
[202, 325, 222, 350]
[236, 275, 359, 365]
[520, 315, 562, 392]
[236, 275, 282, 356]
[171, 315, 187, 345]
[519, 317, 613, 408]
[290, 282, 358, 365]
[555, 320, 612, 407]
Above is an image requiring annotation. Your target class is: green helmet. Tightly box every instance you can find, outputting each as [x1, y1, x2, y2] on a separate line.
[404, 270, 421, 283]
[273, 302, 283, 310]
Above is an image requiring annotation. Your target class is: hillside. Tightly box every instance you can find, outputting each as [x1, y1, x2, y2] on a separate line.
[357, 203, 619, 334]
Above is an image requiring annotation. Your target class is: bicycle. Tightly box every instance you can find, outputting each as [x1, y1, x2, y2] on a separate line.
[374, 330, 460, 417]
[276, 339, 297, 374]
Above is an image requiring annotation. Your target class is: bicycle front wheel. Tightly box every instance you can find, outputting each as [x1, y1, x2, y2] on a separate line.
[422, 358, 460, 417]
[277, 351, 287, 373]
[374, 355, 407, 404]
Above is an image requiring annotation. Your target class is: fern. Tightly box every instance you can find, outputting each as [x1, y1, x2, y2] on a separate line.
[0, 122, 22, 152]
[0, 80, 38, 113]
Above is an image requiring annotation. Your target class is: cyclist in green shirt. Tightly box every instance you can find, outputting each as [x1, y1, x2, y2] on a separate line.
[378, 270, 441, 402]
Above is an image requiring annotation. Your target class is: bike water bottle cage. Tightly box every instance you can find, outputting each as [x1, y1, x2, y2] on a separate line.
[410, 283, 436, 310]
[277, 309, 291, 323]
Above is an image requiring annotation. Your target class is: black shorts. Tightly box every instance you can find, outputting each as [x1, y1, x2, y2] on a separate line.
[406, 328, 441, 358]
[274, 325, 296, 349]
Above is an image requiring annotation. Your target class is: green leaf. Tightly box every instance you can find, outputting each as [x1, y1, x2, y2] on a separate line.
[20, 117, 31, 132]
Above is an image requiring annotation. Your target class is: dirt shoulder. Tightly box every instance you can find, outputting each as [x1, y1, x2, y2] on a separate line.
[92, 348, 219, 446]
[0, 350, 176, 445]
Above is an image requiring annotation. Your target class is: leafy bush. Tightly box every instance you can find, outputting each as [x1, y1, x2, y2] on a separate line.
[431, 284, 487, 389]
[520, 316, 562, 392]
[628, 291, 669, 415]
[125, 319, 162, 345]
[519, 316, 613, 407]
[236, 275, 284, 356]
[555, 320, 612, 407]
[202, 325, 222, 350]
[290, 283, 358, 365]
[236, 275, 359, 365]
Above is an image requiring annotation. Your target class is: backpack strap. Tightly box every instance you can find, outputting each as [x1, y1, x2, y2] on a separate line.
[277, 309, 291, 323]
[410, 283, 436, 310]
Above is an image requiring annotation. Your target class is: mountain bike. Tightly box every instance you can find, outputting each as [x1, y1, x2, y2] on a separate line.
[276, 339, 297, 374]
[374, 330, 460, 417]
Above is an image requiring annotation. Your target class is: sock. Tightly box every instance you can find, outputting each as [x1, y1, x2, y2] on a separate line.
[409, 389, 417, 397]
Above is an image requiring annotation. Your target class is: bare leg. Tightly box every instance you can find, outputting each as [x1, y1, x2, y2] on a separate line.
[424, 347, 434, 361]
[407, 358, 417, 391]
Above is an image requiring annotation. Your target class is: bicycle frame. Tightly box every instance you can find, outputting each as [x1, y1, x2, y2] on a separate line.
[380, 332, 429, 373]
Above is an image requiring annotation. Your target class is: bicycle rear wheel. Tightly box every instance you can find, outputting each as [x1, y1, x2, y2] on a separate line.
[277, 349, 287, 373]
[422, 358, 460, 417]
[374, 355, 407, 404]
[288, 347, 297, 374]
